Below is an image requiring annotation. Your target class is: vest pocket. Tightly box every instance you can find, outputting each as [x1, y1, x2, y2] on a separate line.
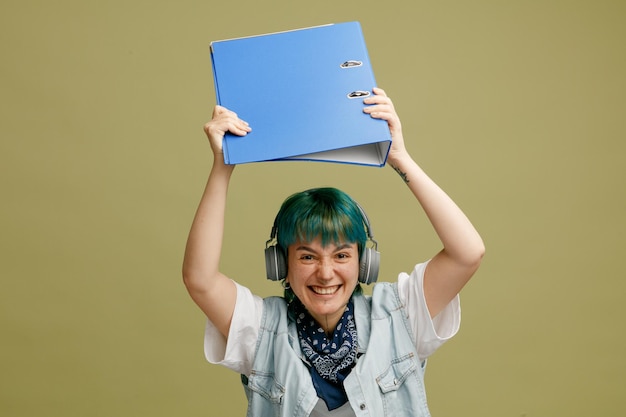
[247, 371, 285, 404]
[375, 353, 418, 394]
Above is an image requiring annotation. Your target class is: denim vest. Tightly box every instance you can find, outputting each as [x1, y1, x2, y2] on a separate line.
[240, 282, 431, 417]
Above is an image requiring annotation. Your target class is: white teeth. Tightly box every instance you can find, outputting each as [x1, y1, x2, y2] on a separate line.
[311, 286, 339, 295]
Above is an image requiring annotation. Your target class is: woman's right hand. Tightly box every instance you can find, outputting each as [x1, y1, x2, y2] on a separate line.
[203, 105, 252, 160]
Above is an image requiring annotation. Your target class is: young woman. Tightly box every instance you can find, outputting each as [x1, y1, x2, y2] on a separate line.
[183, 87, 485, 416]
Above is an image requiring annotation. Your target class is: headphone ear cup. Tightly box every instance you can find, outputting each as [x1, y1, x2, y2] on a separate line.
[265, 245, 287, 281]
[358, 247, 380, 284]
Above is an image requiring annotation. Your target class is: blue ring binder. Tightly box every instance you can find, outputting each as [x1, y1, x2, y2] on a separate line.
[210, 22, 392, 166]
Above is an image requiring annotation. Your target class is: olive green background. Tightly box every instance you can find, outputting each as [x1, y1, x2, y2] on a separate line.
[1, 0, 624, 416]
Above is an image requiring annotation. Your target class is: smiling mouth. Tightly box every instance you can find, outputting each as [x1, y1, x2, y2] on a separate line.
[310, 285, 341, 295]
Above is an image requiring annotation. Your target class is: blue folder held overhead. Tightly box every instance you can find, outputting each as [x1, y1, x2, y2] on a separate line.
[210, 22, 392, 166]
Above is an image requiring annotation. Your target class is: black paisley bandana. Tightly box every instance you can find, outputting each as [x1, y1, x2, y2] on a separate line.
[289, 297, 358, 410]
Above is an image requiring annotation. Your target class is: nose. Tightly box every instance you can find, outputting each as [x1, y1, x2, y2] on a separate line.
[318, 258, 334, 280]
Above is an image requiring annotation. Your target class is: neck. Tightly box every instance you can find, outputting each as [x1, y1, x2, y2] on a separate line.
[319, 315, 339, 336]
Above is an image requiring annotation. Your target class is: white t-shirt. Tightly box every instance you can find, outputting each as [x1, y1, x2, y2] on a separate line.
[204, 261, 461, 376]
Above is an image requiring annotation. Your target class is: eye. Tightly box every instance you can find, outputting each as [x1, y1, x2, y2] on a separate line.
[336, 252, 351, 261]
[299, 254, 315, 263]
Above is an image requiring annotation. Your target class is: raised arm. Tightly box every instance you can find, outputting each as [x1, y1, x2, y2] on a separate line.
[182, 106, 251, 337]
[363, 88, 485, 317]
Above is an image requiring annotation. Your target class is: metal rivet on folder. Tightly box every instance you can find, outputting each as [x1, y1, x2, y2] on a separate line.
[340, 60, 363, 68]
[347, 91, 370, 99]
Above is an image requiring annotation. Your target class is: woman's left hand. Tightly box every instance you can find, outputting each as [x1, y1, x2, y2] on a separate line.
[362, 87, 409, 163]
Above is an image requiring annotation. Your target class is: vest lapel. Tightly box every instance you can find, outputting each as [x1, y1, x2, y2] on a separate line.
[353, 294, 371, 354]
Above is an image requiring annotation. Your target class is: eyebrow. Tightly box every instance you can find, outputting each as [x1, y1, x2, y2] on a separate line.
[295, 243, 354, 252]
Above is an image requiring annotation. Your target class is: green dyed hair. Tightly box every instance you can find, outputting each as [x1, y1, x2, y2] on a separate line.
[274, 187, 368, 257]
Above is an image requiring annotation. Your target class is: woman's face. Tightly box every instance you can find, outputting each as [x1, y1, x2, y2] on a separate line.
[286, 236, 360, 333]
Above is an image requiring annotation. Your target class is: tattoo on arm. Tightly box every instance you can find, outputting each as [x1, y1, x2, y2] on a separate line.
[392, 164, 409, 183]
